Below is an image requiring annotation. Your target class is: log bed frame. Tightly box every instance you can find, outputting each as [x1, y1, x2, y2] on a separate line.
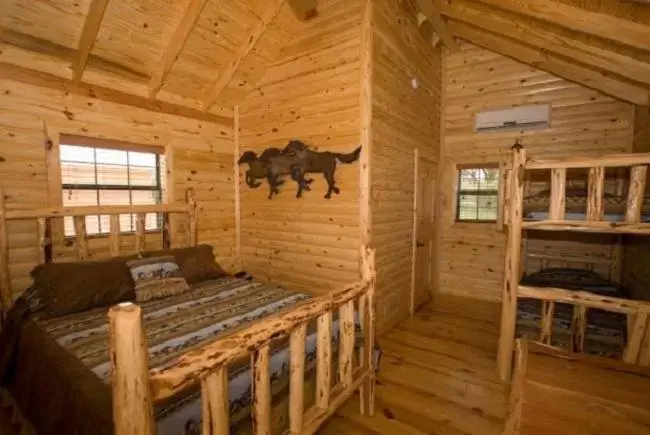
[0, 186, 377, 434]
[497, 145, 650, 381]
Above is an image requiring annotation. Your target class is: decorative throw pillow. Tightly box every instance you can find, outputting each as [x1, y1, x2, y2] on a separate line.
[30, 257, 136, 318]
[143, 244, 229, 284]
[127, 256, 191, 302]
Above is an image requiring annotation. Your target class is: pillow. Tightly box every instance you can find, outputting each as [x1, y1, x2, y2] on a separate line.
[127, 256, 190, 302]
[30, 258, 135, 318]
[143, 244, 228, 284]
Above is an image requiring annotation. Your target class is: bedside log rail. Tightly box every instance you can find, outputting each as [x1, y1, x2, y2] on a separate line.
[109, 246, 376, 435]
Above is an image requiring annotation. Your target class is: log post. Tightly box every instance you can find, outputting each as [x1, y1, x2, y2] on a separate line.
[316, 311, 332, 410]
[0, 188, 10, 322]
[570, 305, 587, 353]
[623, 312, 649, 364]
[338, 300, 355, 389]
[549, 168, 566, 220]
[497, 161, 506, 229]
[587, 167, 605, 221]
[73, 215, 89, 260]
[201, 367, 229, 435]
[503, 339, 528, 435]
[252, 344, 271, 435]
[108, 303, 154, 435]
[135, 213, 146, 255]
[162, 212, 171, 250]
[498, 145, 526, 381]
[626, 165, 647, 223]
[360, 245, 376, 416]
[36, 217, 47, 264]
[109, 214, 120, 257]
[539, 301, 554, 345]
[289, 323, 307, 433]
[186, 188, 198, 246]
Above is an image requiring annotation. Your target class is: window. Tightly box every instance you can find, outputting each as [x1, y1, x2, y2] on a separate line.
[456, 166, 499, 222]
[60, 137, 165, 237]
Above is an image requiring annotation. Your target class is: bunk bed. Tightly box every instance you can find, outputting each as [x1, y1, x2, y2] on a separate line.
[497, 145, 650, 381]
[0, 188, 376, 435]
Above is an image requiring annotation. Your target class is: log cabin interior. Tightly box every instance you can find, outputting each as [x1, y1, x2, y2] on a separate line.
[0, 0, 649, 434]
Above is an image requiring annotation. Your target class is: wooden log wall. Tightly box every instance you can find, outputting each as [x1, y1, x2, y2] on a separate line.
[370, 0, 440, 331]
[622, 106, 650, 300]
[238, 0, 362, 296]
[439, 42, 635, 302]
[0, 78, 235, 299]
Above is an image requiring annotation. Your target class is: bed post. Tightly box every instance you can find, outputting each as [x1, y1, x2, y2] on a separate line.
[109, 303, 155, 435]
[0, 187, 9, 324]
[360, 245, 376, 416]
[186, 188, 198, 246]
[498, 144, 527, 382]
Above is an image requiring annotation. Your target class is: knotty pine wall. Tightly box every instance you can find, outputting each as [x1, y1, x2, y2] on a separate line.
[439, 43, 635, 302]
[370, 0, 441, 331]
[622, 106, 650, 300]
[0, 78, 235, 299]
[238, 0, 362, 296]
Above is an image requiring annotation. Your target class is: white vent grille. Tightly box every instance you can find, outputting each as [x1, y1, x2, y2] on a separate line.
[474, 104, 551, 132]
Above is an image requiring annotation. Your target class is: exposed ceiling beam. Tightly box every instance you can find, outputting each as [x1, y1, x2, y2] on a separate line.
[473, 0, 650, 52]
[149, 0, 209, 99]
[414, 0, 458, 50]
[0, 62, 232, 125]
[416, 12, 440, 47]
[202, 0, 286, 112]
[448, 21, 650, 106]
[437, 0, 650, 87]
[288, 0, 318, 20]
[72, 0, 110, 83]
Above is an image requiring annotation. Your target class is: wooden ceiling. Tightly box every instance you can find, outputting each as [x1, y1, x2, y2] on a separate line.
[0, 0, 316, 118]
[416, 0, 650, 106]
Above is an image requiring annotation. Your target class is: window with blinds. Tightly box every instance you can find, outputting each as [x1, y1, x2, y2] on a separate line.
[60, 138, 165, 237]
[456, 166, 500, 222]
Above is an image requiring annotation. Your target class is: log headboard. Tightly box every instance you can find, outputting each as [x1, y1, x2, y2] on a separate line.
[0, 187, 198, 321]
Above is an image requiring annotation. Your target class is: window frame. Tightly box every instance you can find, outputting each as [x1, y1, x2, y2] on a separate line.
[455, 163, 500, 224]
[58, 135, 165, 237]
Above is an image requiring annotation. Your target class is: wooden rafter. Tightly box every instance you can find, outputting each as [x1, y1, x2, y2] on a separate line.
[202, 0, 286, 112]
[437, 0, 650, 87]
[72, 0, 110, 82]
[0, 62, 232, 125]
[448, 21, 650, 105]
[149, 0, 209, 99]
[416, 12, 440, 48]
[414, 0, 458, 50]
[474, 0, 650, 52]
[288, 0, 318, 20]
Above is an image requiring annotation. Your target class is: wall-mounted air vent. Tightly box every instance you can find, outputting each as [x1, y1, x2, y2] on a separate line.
[474, 104, 551, 133]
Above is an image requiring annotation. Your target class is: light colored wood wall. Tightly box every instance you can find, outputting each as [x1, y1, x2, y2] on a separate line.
[439, 42, 635, 302]
[0, 78, 235, 299]
[238, 0, 362, 296]
[370, 0, 441, 331]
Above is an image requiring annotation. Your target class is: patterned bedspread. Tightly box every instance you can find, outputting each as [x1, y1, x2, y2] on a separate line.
[516, 268, 627, 358]
[32, 277, 345, 435]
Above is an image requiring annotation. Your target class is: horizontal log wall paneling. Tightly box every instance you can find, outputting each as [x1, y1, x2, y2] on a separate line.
[371, 0, 441, 331]
[238, 0, 362, 296]
[439, 42, 634, 302]
[622, 105, 650, 300]
[0, 78, 235, 298]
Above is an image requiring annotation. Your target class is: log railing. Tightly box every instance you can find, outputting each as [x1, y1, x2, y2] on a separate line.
[498, 146, 650, 380]
[109, 246, 376, 435]
[0, 187, 197, 323]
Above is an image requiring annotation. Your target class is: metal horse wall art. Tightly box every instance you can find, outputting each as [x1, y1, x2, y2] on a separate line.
[238, 140, 362, 199]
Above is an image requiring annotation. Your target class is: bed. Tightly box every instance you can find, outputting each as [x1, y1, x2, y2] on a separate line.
[0, 188, 376, 435]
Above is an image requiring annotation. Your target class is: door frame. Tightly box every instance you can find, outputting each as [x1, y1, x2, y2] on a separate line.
[410, 148, 437, 316]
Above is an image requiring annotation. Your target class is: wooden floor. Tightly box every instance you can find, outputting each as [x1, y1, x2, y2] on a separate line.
[319, 295, 507, 435]
[0, 295, 506, 435]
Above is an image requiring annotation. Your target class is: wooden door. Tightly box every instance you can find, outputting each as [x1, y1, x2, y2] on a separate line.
[411, 150, 437, 315]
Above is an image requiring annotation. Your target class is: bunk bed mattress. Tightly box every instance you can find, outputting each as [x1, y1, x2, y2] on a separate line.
[2, 277, 348, 435]
[525, 211, 650, 222]
[523, 191, 650, 216]
[516, 268, 627, 357]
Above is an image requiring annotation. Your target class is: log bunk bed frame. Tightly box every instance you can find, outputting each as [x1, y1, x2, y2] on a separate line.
[0, 187, 377, 435]
[497, 145, 650, 382]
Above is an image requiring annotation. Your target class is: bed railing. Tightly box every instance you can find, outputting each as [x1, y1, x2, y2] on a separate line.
[498, 145, 650, 381]
[0, 187, 198, 323]
[108, 246, 376, 435]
